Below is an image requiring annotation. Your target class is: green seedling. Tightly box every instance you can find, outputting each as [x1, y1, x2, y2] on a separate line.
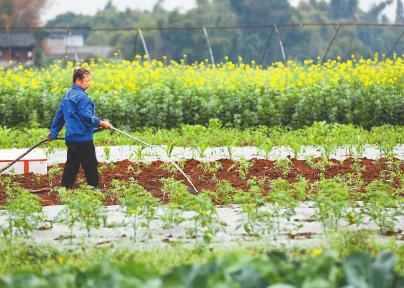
[103, 146, 111, 161]
[56, 185, 106, 239]
[34, 174, 42, 185]
[183, 191, 221, 245]
[1, 184, 44, 247]
[196, 142, 210, 158]
[322, 142, 336, 159]
[237, 157, 253, 179]
[165, 142, 175, 157]
[235, 179, 273, 237]
[131, 145, 145, 161]
[160, 159, 186, 174]
[213, 180, 235, 205]
[160, 178, 189, 229]
[351, 158, 365, 175]
[293, 175, 309, 201]
[199, 161, 223, 175]
[289, 139, 302, 159]
[47, 166, 62, 188]
[274, 158, 292, 177]
[226, 145, 234, 160]
[113, 179, 160, 242]
[306, 157, 331, 179]
[361, 181, 400, 234]
[311, 178, 350, 232]
[268, 178, 298, 235]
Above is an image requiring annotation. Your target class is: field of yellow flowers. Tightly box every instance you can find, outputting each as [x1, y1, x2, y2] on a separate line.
[0, 54, 402, 129]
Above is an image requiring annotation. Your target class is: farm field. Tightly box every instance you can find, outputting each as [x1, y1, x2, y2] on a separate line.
[0, 58, 403, 286]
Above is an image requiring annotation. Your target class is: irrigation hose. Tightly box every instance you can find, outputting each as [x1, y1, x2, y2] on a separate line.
[0, 127, 103, 175]
[110, 127, 199, 194]
[0, 127, 199, 194]
[0, 137, 64, 174]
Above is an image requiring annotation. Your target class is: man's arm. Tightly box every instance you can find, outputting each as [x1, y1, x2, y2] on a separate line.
[49, 99, 65, 139]
[78, 96, 112, 129]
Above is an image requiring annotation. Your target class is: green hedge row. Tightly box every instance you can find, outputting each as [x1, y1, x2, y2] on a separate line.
[0, 83, 402, 129]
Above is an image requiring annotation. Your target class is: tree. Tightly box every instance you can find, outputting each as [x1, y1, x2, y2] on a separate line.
[396, 0, 404, 23]
[0, 0, 49, 27]
[329, 0, 359, 20]
[364, 0, 393, 23]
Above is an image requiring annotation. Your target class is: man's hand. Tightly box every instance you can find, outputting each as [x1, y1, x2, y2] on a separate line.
[99, 120, 113, 129]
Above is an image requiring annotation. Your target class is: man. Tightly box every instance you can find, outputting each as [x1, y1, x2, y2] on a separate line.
[49, 67, 112, 188]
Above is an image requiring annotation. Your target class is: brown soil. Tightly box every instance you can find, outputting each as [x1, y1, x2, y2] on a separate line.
[0, 157, 402, 206]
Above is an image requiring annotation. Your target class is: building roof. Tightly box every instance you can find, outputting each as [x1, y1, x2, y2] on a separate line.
[0, 32, 36, 48]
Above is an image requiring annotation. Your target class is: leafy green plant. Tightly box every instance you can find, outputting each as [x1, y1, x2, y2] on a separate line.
[112, 179, 160, 242]
[258, 138, 276, 160]
[354, 134, 366, 158]
[1, 185, 44, 246]
[351, 158, 365, 175]
[306, 156, 331, 179]
[160, 178, 189, 229]
[322, 141, 337, 159]
[196, 142, 210, 158]
[130, 145, 145, 161]
[293, 175, 309, 201]
[361, 181, 400, 234]
[33, 174, 42, 185]
[182, 191, 222, 245]
[212, 180, 235, 205]
[160, 160, 186, 174]
[274, 158, 292, 177]
[164, 142, 175, 157]
[381, 155, 403, 185]
[103, 146, 111, 161]
[236, 158, 253, 179]
[226, 145, 234, 160]
[344, 251, 401, 288]
[199, 161, 223, 175]
[268, 178, 298, 234]
[160, 162, 176, 174]
[0, 248, 401, 287]
[47, 166, 62, 188]
[56, 186, 106, 238]
[311, 178, 350, 231]
[234, 179, 273, 237]
[288, 137, 303, 159]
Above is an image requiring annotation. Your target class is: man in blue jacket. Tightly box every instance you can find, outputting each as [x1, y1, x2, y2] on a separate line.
[49, 67, 112, 188]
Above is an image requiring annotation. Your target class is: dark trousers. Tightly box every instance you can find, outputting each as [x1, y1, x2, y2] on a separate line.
[61, 141, 99, 188]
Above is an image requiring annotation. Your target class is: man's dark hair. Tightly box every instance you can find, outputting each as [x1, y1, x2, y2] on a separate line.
[73, 67, 90, 83]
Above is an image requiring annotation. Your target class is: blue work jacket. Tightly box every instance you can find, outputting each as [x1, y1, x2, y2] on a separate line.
[50, 84, 100, 142]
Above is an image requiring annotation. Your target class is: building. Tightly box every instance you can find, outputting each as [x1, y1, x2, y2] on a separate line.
[42, 28, 114, 61]
[0, 31, 36, 67]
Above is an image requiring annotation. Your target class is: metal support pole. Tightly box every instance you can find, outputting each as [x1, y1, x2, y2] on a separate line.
[321, 25, 341, 64]
[389, 29, 404, 56]
[202, 27, 215, 65]
[260, 26, 275, 65]
[6, 26, 11, 62]
[137, 28, 151, 64]
[133, 30, 139, 59]
[64, 28, 70, 58]
[274, 24, 286, 62]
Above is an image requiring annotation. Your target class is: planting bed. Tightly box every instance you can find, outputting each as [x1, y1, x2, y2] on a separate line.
[1, 157, 402, 206]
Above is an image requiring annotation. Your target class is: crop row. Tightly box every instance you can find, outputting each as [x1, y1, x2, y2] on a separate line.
[0, 122, 403, 155]
[1, 155, 403, 246]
